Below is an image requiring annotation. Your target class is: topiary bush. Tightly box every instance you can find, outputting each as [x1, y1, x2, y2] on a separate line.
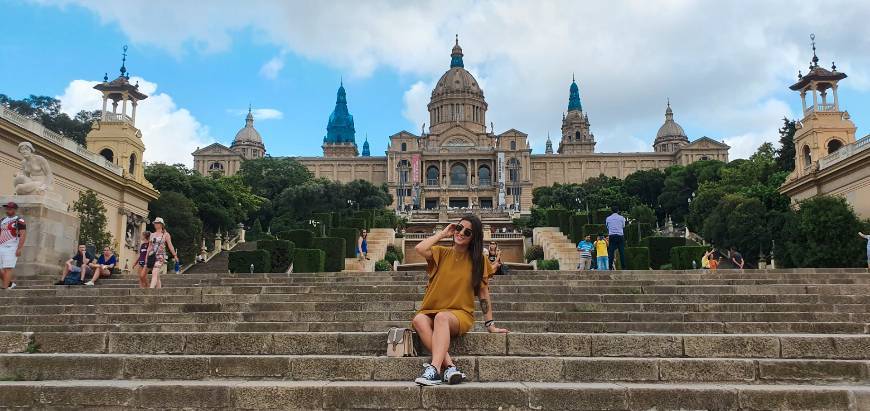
[374, 259, 392, 271]
[557, 210, 571, 236]
[353, 210, 374, 229]
[329, 227, 360, 258]
[278, 229, 314, 249]
[670, 246, 708, 270]
[626, 222, 653, 246]
[344, 217, 367, 231]
[385, 244, 404, 264]
[537, 259, 560, 270]
[311, 212, 333, 227]
[293, 248, 325, 273]
[546, 209, 561, 227]
[593, 208, 611, 225]
[615, 247, 650, 270]
[228, 249, 271, 273]
[582, 224, 607, 240]
[646, 237, 687, 269]
[311, 237, 346, 272]
[525, 244, 544, 263]
[569, 213, 590, 243]
[257, 239, 295, 273]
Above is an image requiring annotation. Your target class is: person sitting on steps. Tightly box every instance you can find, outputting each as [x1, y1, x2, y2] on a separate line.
[411, 214, 509, 386]
[55, 244, 92, 285]
[85, 246, 116, 286]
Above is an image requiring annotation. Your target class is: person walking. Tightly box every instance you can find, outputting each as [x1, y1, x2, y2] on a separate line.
[605, 206, 627, 270]
[729, 246, 744, 269]
[357, 229, 369, 261]
[0, 202, 26, 289]
[136, 231, 151, 288]
[411, 215, 508, 386]
[147, 217, 178, 289]
[594, 234, 609, 271]
[576, 235, 593, 270]
[859, 232, 870, 269]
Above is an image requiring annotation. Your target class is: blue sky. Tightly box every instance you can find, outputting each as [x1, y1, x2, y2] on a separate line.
[3, 1, 870, 165]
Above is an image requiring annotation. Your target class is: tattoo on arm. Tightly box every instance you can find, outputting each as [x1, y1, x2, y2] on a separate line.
[480, 299, 490, 315]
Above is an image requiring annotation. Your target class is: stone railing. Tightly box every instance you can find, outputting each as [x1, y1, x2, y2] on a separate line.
[402, 233, 431, 240]
[818, 135, 870, 170]
[0, 106, 123, 176]
[492, 232, 523, 239]
[103, 112, 133, 124]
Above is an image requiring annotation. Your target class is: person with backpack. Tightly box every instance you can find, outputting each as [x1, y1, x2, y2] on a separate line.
[0, 202, 26, 289]
[56, 244, 93, 285]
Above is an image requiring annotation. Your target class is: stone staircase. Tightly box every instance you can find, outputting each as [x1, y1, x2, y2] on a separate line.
[1, 269, 870, 409]
[343, 228, 395, 272]
[533, 227, 580, 269]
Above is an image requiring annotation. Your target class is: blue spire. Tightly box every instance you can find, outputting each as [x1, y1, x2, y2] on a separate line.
[361, 134, 370, 156]
[450, 34, 464, 68]
[325, 82, 356, 144]
[568, 74, 582, 112]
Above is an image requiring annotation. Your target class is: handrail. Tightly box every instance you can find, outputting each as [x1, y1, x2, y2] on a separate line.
[818, 135, 870, 170]
[0, 106, 124, 176]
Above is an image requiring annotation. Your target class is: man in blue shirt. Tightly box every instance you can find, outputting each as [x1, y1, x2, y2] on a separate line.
[86, 246, 116, 286]
[576, 235, 593, 270]
[605, 206, 627, 270]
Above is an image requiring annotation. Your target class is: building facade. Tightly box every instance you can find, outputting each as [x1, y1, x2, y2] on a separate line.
[192, 107, 266, 176]
[298, 38, 729, 211]
[779, 37, 870, 218]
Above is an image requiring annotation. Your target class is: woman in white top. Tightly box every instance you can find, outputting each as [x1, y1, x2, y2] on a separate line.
[147, 217, 178, 289]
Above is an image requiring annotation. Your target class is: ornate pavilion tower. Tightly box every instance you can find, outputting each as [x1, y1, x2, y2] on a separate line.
[322, 81, 358, 157]
[558, 76, 595, 154]
[86, 45, 150, 185]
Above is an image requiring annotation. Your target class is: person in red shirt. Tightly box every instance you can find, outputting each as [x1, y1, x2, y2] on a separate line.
[0, 202, 26, 289]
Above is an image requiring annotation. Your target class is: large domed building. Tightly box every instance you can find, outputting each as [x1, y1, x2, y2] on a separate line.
[299, 37, 729, 211]
[192, 106, 267, 176]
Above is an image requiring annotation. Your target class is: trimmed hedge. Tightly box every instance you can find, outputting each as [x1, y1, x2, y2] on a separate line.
[293, 248, 325, 273]
[569, 213, 590, 244]
[278, 229, 314, 249]
[593, 208, 610, 225]
[646, 236, 687, 269]
[670, 246, 708, 270]
[329, 227, 360, 258]
[614, 247, 650, 270]
[353, 210, 375, 229]
[525, 245, 544, 263]
[384, 244, 404, 265]
[344, 217, 368, 231]
[626, 222, 653, 246]
[546, 209, 562, 227]
[228, 249, 271, 273]
[311, 237, 346, 272]
[375, 259, 392, 271]
[257, 239, 295, 273]
[538, 259, 560, 270]
[582, 224, 607, 240]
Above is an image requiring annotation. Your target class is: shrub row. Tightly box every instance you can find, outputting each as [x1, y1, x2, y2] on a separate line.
[277, 229, 314, 248]
[670, 246, 708, 270]
[257, 239, 295, 273]
[537, 259, 560, 270]
[293, 248, 325, 273]
[643, 236, 687, 269]
[311, 237, 346, 272]
[329, 227, 360, 258]
[228, 250, 271, 273]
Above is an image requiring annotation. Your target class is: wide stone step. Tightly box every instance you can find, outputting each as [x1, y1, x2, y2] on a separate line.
[2, 380, 868, 410]
[2, 354, 868, 384]
[7, 332, 870, 358]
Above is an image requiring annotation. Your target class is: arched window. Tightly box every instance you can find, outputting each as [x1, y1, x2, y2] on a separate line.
[700, 155, 709, 161]
[827, 139, 843, 154]
[128, 153, 136, 175]
[575, 131, 581, 141]
[426, 166, 439, 186]
[450, 163, 468, 186]
[478, 165, 491, 186]
[510, 140, 516, 150]
[99, 148, 114, 163]
[401, 142, 407, 152]
[803, 145, 812, 168]
[209, 162, 225, 172]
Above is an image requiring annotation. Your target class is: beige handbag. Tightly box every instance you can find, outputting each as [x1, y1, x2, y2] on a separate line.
[386, 327, 417, 357]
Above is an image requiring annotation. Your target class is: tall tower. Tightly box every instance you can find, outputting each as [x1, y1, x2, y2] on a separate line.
[361, 134, 371, 157]
[86, 45, 149, 185]
[322, 81, 358, 157]
[558, 76, 595, 154]
[788, 34, 856, 179]
[545, 133, 554, 154]
[428, 36, 488, 134]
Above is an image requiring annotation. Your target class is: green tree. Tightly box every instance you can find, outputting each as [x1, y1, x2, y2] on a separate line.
[0, 94, 98, 145]
[238, 157, 313, 199]
[72, 190, 114, 250]
[775, 196, 868, 268]
[629, 205, 656, 226]
[701, 194, 769, 267]
[148, 191, 202, 262]
[774, 118, 797, 173]
[624, 169, 665, 207]
[144, 163, 193, 195]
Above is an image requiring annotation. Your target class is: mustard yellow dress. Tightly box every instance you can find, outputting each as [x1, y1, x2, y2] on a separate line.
[415, 245, 494, 335]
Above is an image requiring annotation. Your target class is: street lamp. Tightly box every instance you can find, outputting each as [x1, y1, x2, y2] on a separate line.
[308, 219, 325, 237]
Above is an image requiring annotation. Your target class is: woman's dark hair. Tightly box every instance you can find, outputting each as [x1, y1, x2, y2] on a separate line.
[459, 214, 485, 294]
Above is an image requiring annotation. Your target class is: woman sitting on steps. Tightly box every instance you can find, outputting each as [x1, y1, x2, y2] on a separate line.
[411, 214, 509, 386]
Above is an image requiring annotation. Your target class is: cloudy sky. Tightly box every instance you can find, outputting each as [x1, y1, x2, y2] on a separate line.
[3, 0, 870, 165]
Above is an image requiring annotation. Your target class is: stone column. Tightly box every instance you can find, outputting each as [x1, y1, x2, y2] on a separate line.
[121, 94, 128, 117]
[131, 101, 138, 125]
[101, 96, 108, 120]
[811, 83, 818, 110]
[832, 84, 839, 111]
[800, 91, 807, 112]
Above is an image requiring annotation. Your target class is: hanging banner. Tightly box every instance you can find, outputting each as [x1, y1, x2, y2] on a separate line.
[411, 154, 421, 184]
[497, 152, 506, 206]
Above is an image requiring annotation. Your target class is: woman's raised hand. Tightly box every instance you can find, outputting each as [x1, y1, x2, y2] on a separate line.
[440, 223, 457, 239]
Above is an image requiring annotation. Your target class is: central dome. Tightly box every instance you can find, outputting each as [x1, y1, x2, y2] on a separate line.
[234, 109, 263, 144]
[655, 104, 687, 140]
[427, 36, 488, 134]
[431, 37, 484, 100]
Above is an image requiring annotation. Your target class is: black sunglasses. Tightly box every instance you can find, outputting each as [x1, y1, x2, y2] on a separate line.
[455, 223, 473, 237]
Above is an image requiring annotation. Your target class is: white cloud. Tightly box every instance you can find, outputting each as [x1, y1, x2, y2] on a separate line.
[259, 55, 284, 80]
[227, 108, 283, 121]
[42, 1, 870, 158]
[57, 77, 213, 166]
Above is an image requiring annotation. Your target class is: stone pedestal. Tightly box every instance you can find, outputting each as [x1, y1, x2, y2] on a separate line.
[0, 195, 79, 276]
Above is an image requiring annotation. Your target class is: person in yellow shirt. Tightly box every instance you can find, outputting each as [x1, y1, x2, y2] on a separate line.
[411, 215, 508, 386]
[594, 234, 609, 270]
